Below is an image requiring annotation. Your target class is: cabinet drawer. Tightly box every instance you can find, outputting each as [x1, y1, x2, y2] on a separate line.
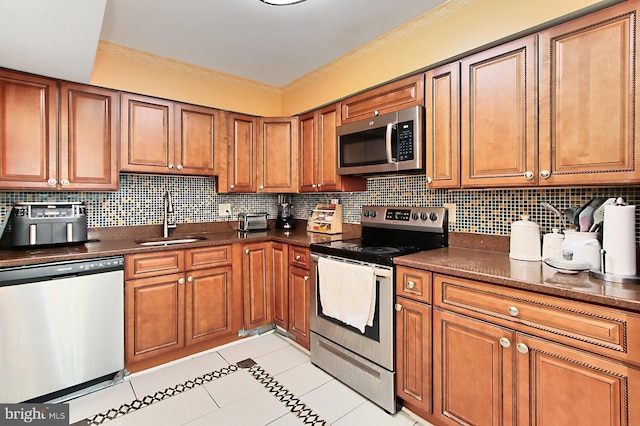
[125, 250, 184, 280]
[396, 266, 431, 304]
[186, 245, 232, 269]
[433, 274, 640, 365]
[289, 246, 310, 269]
[341, 75, 424, 124]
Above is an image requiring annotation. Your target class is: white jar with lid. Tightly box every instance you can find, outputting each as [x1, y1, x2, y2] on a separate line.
[509, 215, 541, 261]
[542, 228, 564, 260]
[561, 229, 601, 269]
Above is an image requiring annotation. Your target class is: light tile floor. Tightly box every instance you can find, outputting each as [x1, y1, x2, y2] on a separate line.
[68, 332, 433, 426]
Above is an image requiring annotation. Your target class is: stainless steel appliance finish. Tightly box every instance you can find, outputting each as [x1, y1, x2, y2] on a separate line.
[0, 256, 125, 403]
[238, 212, 269, 232]
[309, 205, 448, 414]
[10, 202, 88, 247]
[337, 106, 424, 176]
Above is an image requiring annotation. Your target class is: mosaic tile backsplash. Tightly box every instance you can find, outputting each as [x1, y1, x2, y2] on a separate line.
[1, 173, 639, 244]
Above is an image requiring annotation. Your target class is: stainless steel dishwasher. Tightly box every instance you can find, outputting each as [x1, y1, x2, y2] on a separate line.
[0, 256, 125, 403]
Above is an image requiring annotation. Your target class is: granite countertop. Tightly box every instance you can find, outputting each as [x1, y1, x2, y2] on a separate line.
[0, 220, 361, 268]
[395, 246, 640, 313]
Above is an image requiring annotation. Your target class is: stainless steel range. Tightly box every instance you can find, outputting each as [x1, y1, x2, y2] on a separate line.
[309, 205, 448, 413]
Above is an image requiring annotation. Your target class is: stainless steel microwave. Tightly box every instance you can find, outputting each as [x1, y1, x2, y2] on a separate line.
[337, 106, 424, 175]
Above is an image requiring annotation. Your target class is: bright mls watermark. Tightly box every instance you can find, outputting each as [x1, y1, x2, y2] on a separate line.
[1, 404, 68, 425]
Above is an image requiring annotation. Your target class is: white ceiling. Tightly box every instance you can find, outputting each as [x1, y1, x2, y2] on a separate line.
[99, 0, 447, 87]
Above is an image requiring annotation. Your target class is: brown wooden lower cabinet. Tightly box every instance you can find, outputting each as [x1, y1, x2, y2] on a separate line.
[242, 242, 274, 329]
[396, 296, 432, 417]
[272, 242, 289, 330]
[288, 265, 310, 350]
[125, 246, 237, 370]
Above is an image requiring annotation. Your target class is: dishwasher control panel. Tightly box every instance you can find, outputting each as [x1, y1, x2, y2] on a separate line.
[0, 256, 124, 286]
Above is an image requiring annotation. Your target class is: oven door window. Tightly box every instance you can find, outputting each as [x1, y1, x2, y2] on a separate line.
[339, 126, 397, 167]
[316, 279, 381, 342]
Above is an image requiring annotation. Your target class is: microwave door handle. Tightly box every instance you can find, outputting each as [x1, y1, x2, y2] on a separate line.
[385, 123, 394, 163]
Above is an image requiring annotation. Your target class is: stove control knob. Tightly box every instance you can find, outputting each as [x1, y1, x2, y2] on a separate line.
[420, 212, 429, 220]
[411, 212, 419, 220]
[363, 210, 370, 217]
[370, 211, 377, 218]
[430, 212, 439, 221]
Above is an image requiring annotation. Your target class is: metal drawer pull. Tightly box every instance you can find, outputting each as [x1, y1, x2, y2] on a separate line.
[395, 304, 402, 312]
[406, 280, 416, 289]
[508, 306, 519, 317]
[517, 343, 529, 354]
[499, 337, 511, 348]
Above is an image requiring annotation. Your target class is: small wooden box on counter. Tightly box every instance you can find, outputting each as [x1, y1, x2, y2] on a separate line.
[307, 204, 342, 234]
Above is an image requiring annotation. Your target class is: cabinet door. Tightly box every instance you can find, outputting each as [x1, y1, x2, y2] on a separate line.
[271, 242, 289, 330]
[121, 93, 174, 174]
[0, 70, 57, 190]
[59, 83, 119, 191]
[298, 110, 317, 193]
[225, 112, 257, 192]
[461, 36, 537, 188]
[242, 242, 273, 329]
[125, 273, 185, 365]
[185, 266, 233, 345]
[257, 117, 298, 193]
[517, 334, 640, 426]
[433, 309, 515, 426]
[425, 63, 460, 189]
[341, 75, 424, 124]
[395, 297, 431, 416]
[175, 103, 218, 176]
[538, 1, 640, 186]
[289, 266, 310, 350]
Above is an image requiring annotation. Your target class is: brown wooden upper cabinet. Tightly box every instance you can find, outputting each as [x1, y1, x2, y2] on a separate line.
[341, 74, 424, 124]
[538, 0, 640, 185]
[257, 116, 298, 193]
[298, 103, 366, 193]
[121, 93, 221, 176]
[460, 36, 537, 188]
[0, 70, 119, 191]
[425, 62, 461, 189]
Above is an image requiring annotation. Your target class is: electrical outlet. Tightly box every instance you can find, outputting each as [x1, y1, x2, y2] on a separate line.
[219, 203, 231, 217]
[443, 203, 456, 223]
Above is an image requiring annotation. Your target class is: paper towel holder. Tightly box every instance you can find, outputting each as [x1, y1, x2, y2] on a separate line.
[589, 248, 640, 284]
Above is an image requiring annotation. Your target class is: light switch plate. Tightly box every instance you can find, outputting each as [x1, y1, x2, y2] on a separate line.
[443, 203, 456, 223]
[219, 203, 231, 217]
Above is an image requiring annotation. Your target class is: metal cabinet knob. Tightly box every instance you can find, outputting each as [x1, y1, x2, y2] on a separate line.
[245, 249, 250, 254]
[395, 303, 402, 312]
[47, 178, 57, 186]
[426, 177, 433, 184]
[540, 169, 551, 179]
[177, 164, 183, 171]
[168, 164, 174, 170]
[312, 184, 317, 188]
[317, 184, 322, 188]
[230, 185, 235, 189]
[508, 306, 519, 317]
[178, 277, 185, 285]
[187, 276, 194, 283]
[524, 171, 534, 180]
[406, 280, 416, 289]
[295, 255, 301, 261]
[259, 185, 264, 190]
[499, 337, 511, 348]
[60, 179, 70, 186]
[517, 343, 529, 354]
[374, 110, 379, 116]
[304, 276, 309, 281]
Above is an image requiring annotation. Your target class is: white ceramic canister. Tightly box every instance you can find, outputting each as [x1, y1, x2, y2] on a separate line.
[509, 215, 541, 261]
[542, 228, 565, 260]
[561, 229, 601, 269]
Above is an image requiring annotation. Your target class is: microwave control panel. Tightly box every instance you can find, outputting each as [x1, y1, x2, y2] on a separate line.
[397, 120, 414, 161]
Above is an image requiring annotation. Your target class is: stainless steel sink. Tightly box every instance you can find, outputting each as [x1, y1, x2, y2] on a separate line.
[136, 236, 207, 246]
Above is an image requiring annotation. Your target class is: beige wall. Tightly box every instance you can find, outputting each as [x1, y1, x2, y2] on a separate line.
[90, 0, 612, 117]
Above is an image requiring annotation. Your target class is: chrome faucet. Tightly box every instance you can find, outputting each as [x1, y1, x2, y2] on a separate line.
[163, 190, 177, 238]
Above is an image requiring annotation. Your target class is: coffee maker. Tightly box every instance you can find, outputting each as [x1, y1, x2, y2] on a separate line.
[276, 194, 295, 229]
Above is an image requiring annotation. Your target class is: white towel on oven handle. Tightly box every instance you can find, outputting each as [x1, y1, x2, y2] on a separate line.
[317, 256, 376, 333]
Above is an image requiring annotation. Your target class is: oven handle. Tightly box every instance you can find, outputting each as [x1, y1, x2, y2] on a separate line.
[310, 254, 392, 278]
[385, 123, 394, 164]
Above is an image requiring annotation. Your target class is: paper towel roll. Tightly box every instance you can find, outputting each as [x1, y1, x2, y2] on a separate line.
[603, 204, 636, 276]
